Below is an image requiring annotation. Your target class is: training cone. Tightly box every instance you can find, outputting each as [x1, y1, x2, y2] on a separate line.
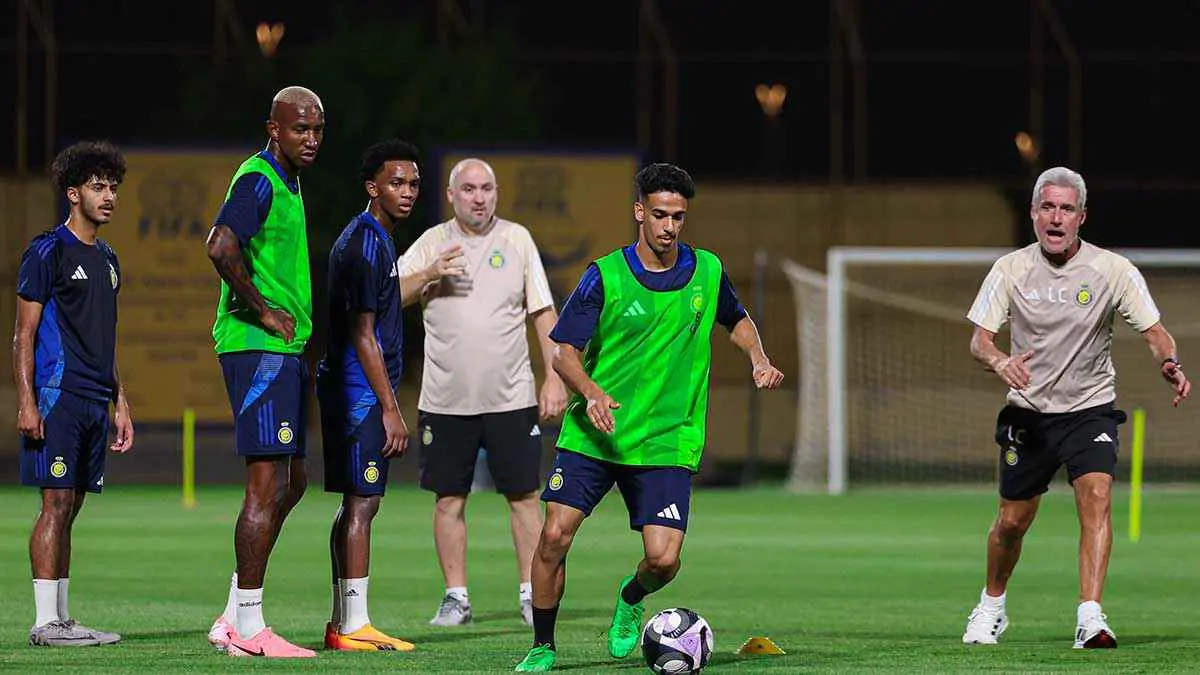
[736, 636, 786, 655]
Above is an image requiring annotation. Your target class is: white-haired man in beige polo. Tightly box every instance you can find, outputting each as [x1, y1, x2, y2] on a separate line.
[961, 166, 1190, 649]
[399, 158, 568, 627]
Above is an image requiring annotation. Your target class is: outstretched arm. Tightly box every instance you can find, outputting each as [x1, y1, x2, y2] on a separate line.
[399, 244, 464, 307]
[553, 343, 619, 434]
[729, 316, 784, 389]
[1141, 322, 1190, 407]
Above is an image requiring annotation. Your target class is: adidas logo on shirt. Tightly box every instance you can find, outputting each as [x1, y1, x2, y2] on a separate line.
[529, 424, 541, 437]
[655, 503, 682, 521]
[622, 300, 647, 317]
[71, 265, 88, 280]
[1093, 432, 1113, 443]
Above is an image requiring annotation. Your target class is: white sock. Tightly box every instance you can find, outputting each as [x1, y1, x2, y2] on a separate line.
[1078, 600, 1102, 623]
[330, 582, 342, 627]
[33, 579, 60, 628]
[980, 588, 1005, 607]
[221, 572, 238, 623]
[57, 578, 70, 622]
[519, 582, 532, 603]
[235, 587, 266, 638]
[340, 577, 371, 634]
[446, 586, 469, 604]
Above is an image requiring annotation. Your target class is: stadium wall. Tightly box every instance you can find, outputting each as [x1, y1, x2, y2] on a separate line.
[0, 175, 1017, 486]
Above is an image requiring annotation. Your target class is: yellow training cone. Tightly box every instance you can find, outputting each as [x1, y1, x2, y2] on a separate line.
[736, 636, 786, 655]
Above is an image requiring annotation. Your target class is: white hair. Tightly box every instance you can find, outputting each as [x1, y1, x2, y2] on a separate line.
[271, 85, 323, 112]
[448, 158, 496, 188]
[1031, 166, 1087, 209]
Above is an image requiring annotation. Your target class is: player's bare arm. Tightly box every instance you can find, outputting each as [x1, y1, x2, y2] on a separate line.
[205, 224, 295, 343]
[552, 343, 620, 433]
[532, 307, 568, 420]
[350, 311, 409, 458]
[729, 316, 784, 389]
[13, 296, 44, 440]
[399, 244, 465, 307]
[970, 325, 1034, 390]
[111, 357, 134, 453]
[1140, 322, 1190, 407]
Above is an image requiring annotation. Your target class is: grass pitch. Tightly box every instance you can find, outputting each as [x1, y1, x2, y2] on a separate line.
[1, 485, 1198, 673]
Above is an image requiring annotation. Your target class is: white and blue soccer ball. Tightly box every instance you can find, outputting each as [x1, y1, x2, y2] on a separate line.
[641, 607, 714, 674]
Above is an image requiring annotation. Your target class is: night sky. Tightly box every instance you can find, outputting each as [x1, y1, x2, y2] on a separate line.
[5, 0, 1200, 244]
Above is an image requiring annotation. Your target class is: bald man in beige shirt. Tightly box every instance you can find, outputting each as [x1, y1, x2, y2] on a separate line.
[399, 158, 568, 628]
[961, 167, 1190, 650]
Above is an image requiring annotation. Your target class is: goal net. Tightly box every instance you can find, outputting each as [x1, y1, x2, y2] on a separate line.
[785, 248, 1200, 494]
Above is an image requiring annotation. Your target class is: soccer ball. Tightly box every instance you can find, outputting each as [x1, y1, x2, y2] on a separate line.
[641, 607, 714, 674]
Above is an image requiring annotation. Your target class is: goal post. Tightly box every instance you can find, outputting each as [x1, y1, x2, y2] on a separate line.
[788, 246, 1200, 495]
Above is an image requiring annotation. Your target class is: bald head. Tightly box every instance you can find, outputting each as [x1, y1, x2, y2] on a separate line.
[448, 158, 496, 189]
[447, 158, 499, 231]
[270, 86, 323, 121]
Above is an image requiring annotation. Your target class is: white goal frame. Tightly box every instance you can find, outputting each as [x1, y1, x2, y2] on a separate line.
[823, 246, 1200, 495]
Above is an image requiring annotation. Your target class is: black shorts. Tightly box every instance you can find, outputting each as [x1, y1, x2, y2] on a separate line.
[995, 402, 1127, 500]
[417, 407, 543, 496]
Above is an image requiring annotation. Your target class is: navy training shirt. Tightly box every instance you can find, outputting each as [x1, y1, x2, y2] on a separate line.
[550, 244, 748, 350]
[16, 224, 122, 402]
[317, 212, 404, 419]
[212, 150, 299, 247]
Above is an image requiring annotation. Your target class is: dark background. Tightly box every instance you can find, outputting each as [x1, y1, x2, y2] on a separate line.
[5, 0, 1200, 247]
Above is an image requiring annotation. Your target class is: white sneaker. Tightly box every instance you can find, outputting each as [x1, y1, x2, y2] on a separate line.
[520, 598, 533, 627]
[429, 594, 472, 626]
[962, 602, 1008, 644]
[1074, 611, 1117, 649]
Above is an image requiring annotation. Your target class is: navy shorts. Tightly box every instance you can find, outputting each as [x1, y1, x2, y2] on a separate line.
[20, 387, 109, 493]
[320, 390, 392, 497]
[540, 449, 693, 532]
[220, 352, 308, 457]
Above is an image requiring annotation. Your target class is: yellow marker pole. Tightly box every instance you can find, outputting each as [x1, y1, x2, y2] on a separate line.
[183, 407, 197, 508]
[1129, 408, 1145, 542]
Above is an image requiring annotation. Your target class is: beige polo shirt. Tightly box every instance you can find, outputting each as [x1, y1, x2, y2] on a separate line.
[399, 217, 555, 415]
[967, 241, 1161, 413]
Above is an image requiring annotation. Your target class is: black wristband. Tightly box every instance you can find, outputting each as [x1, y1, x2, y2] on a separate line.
[1163, 357, 1182, 369]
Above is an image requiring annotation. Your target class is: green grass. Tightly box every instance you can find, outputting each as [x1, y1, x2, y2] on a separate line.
[1, 485, 1198, 673]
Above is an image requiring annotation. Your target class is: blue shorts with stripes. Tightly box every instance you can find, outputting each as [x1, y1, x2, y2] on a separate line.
[20, 387, 109, 493]
[220, 351, 308, 457]
[541, 449, 693, 532]
[319, 396, 391, 497]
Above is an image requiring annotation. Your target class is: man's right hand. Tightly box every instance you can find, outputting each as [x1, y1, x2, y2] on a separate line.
[585, 391, 621, 434]
[993, 350, 1034, 390]
[261, 308, 297, 344]
[17, 403, 44, 441]
[425, 244, 466, 281]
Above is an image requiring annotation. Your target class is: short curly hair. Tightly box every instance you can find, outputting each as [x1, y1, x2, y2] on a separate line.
[635, 162, 696, 201]
[360, 138, 422, 183]
[51, 141, 126, 193]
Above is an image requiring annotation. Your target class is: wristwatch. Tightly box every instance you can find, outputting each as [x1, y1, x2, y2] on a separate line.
[1163, 357, 1182, 369]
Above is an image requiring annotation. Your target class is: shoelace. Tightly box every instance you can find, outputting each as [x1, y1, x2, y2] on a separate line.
[437, 595, 463, 617]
